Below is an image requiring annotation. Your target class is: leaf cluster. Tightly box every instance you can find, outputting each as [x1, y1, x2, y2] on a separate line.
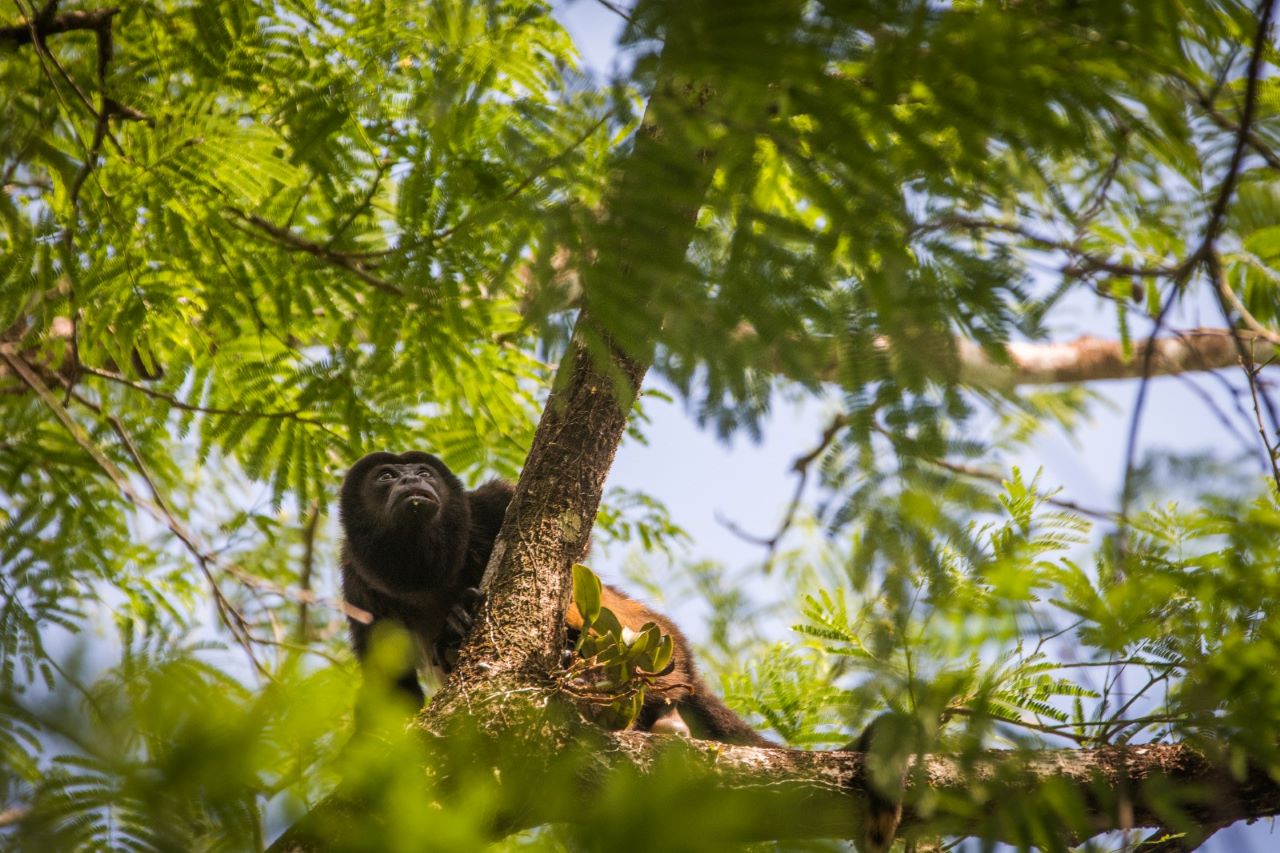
[563, 564, 676, 730]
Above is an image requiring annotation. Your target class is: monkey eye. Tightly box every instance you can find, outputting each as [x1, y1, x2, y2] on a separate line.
[376, 470, 395, 482]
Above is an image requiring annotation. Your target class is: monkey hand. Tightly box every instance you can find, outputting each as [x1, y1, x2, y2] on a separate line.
[434, 587, 484, 673]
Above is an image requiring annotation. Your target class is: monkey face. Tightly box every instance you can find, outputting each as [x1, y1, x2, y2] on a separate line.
[341, 451, 467, 544]
[368, 462, 446, 522]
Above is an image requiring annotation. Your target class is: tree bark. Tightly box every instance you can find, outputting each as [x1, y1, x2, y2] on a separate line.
[590, 734, 1280, 845]
[944, 329, 1275, 390]
[5, 324, 1271, 396]
[751, 327, 1277, 390]
[269, 718, 1280, 851]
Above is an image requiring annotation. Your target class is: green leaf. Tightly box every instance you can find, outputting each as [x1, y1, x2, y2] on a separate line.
[646, 634, 675, 675]
[593, 607, 623, 641]
[573, 563, 603, 628]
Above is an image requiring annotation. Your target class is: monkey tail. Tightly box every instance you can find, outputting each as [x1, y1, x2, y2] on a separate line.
[860, 789, 903, 853]
[853, 713, 908, 853]
[678, 688, 776, 747]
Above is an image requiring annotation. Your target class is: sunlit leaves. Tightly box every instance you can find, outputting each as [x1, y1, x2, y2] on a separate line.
[1, 1, 571, 841]
[569, 565, 675, 730]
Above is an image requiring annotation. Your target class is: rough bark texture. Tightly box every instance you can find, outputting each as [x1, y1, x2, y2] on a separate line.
[444, 314, 649, 684]
[587, 735, 1280, 844]
[270, 722, 1280, 850]
[945, 328, 1274, 390]
[764, 327, 1277, 390]
[5, 315, 1272, 395]
[425, 40, 728, 741]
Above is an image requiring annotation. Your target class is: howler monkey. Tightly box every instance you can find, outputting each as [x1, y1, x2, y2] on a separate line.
[338, 450, 768, 745]
[339, 451, 901, 850]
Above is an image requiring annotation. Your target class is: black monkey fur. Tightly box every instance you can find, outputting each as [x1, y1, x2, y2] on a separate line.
[339, 450, 766, 744]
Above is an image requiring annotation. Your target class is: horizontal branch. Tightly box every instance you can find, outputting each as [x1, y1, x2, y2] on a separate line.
[590, 733, 1280, 844]
[271, 719, 1280, 850]
[0, 8, 118, 45]
[224, 208, 404, 297]
[4, 326, 1268, 401]
[941, 328, 1275, 390]
[740, 325, 1278, 391]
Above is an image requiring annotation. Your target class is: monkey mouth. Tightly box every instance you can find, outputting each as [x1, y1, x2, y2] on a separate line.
[397, 490, 439, 511]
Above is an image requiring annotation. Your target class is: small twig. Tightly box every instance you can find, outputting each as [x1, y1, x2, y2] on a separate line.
[719, 412, 849, 561]
[1049, 658, 1183, 671]
[84, 395, 274, 677]
[226, 208, 404, 297]
[1195, 0, 1277, 256]
[590, 0, 635, 25]
[429, 113, 611, 243]
[1170, 371, 1262, 465]
[1209, 252, 1280, 345]
[1205, 251, 1280, 489]
[950, 704, 1188, 735]
[1245, 353, 1280, 491]
[245, 634, 345, 666]
[922, 455, 1118, 522]
[324, 161, 388, 249]
[943, 705, 1090, 746]
[1137, 822, 1230, 853]
[13, 4, 108, 132]
[1097, 669, 1171, 746]
[1116, 276, 1185, 552]
[914, 214, 1179, 280]
[1190, 82, 1280, 171]
[3, 346, 372, 662]
[1076, 132, 1128, 224]
[77, 363, 338, 431]
[297, 500, 320, 643]
[65, 6, 116, 209]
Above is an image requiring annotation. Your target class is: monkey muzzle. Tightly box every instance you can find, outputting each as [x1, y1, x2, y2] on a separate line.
[391, 484, 440, 517]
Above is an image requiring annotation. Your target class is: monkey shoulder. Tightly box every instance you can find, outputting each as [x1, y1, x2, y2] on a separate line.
[461, 479, 514, 579]
[466, 479, 514, 539]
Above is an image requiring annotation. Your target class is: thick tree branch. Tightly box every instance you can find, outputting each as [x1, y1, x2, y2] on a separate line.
[271, 720, 1280, 850]
[743, 327, 1277, 391]
[434, 66, 726, 692]
[443, 309, 649, 684]
[589, 734, 1280, 844]
[943, 328, 1274, 390]
[527, 271, 1276, 393]
[4, 321, 1271, 410]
